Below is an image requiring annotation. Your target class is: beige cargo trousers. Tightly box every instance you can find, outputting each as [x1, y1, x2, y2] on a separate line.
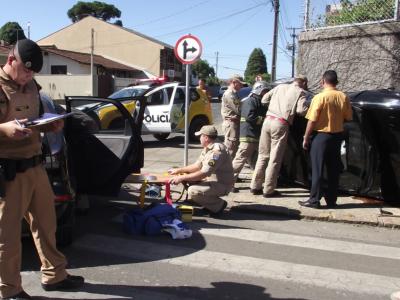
[0, 165, 67, 298]
[250, 118, 289, 194]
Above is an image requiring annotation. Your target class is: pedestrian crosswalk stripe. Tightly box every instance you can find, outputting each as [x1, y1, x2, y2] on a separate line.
[198, 227, 400, 260]
[74, 234, 400, 297]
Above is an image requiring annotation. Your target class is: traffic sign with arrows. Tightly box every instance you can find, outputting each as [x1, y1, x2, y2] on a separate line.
[174, 34, 202, 64]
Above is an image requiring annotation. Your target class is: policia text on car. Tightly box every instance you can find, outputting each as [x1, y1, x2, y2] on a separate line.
[0, 39, 84, 300]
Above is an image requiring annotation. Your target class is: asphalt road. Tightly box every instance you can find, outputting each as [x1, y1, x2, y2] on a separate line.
[16, 103, 400, 299]
[20, 194, 400, 300]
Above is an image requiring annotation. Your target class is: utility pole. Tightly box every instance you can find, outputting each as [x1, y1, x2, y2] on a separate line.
[90, 28, 94, 96]
[27, 22, 31, 39]
[215, 51, 219, 77]
[304, 0, 311, 30]
[271, 0, 279, 82]
[286, 27, 301, 78]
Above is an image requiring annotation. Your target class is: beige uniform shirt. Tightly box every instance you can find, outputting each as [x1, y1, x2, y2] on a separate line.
[0, 68, 42, 159]
[195, 142, 234, 186]
[221, 87, 241, 120]
[262, 83, 308, 125]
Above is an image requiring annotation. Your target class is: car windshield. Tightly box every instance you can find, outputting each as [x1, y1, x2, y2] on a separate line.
[109, 87, 147, 99]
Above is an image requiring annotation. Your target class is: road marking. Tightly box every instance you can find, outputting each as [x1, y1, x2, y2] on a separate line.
[74, 234, 400, 297]
[198, 227, 400, 260]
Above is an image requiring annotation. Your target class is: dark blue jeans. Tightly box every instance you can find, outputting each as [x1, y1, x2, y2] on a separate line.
[309, 132, 343, 204]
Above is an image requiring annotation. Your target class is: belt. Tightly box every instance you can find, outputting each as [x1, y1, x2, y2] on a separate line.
[266, 115, 288, 125]
[0, 155, 43, 173]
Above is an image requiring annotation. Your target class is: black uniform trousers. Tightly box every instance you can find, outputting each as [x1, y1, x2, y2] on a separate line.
[309, 132, 343, 205]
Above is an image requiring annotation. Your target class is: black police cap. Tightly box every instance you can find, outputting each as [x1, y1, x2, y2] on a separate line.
[16, 39, 43, 73]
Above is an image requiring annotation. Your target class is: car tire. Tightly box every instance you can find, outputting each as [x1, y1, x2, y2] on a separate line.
[189, 116, 209, 142]
[153, 133, 170, 141]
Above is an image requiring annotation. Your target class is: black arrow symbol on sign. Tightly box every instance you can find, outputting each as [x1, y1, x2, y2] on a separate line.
[183, 40, 197, 59]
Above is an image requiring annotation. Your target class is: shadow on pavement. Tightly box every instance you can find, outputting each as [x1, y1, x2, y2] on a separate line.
[34, 281, 308, 300]
[230, 204, 301, 219]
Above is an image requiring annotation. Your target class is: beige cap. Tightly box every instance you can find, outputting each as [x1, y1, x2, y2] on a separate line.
[194, 125, 218, 137]
[230, 74, 246, 84]
[295, 74, 308, 81]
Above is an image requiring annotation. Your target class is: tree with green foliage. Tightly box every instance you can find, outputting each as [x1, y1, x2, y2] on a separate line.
[244, 48, 270, 85]
[192, 59, 219, 85]
[67, 1, 122, 24]
[0, 22, 26, 45]
[324, 0, 395, 26]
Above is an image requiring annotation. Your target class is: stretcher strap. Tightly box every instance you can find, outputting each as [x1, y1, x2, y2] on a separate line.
[164, 181, 173, 206]
[139, 180, 147, 208]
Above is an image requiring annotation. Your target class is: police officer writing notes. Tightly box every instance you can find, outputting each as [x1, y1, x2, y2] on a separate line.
[168, 125, 234, 217]
[221, 75, 245, 158]
[299, 70, 352, 209]
[250, 75, 308, 197]
[231, 81, 269, 192]
[0, 39, 84, 300]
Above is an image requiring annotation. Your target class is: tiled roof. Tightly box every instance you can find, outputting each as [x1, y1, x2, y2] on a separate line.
[42, 46, 138, 71]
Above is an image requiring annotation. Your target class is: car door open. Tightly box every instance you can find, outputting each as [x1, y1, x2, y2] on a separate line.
[65, 96, 144, 196]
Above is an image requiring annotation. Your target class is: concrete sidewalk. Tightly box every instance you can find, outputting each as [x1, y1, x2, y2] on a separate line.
[141, 136, 400, 229]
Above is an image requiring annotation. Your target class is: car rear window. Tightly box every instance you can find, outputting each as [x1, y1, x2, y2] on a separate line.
[109, 88, 147, 99]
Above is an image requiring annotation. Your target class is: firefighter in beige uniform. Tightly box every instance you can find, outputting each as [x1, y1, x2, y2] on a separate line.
[169, 125, 233, 217]
[0, 39, 83, 300]
[221, 75, 245, 158]
[250, 76, 308, 197]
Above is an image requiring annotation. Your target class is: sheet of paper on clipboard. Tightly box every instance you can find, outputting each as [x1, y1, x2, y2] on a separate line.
[25, 112, 74, 128]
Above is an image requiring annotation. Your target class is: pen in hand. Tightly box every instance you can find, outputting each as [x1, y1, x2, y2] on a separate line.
[13, 118, 32, 137]
[14, 118, 25, 128]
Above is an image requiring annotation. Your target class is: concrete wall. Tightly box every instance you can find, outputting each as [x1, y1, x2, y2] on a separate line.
[38, 16, 166, 77]
[298, 21, 400, 92]
[35, 75, 97, 100]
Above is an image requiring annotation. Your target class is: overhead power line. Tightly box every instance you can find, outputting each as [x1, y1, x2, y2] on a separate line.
[132, 0, 212, 28]
[154, 2, 268, 38]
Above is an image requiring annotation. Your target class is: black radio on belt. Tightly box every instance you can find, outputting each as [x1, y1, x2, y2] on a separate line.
[0, 155, 43, 183]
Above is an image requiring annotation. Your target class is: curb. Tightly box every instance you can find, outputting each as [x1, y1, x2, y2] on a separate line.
[230, 206, 400, 229]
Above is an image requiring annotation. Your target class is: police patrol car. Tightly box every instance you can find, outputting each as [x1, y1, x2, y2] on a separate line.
[103, 81, 214, 141]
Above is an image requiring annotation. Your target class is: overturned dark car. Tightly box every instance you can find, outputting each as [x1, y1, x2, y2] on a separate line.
[281, 89, 400, 206]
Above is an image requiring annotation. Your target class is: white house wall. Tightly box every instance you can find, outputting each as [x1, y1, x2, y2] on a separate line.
[35, 74, 97, 99]
[40, 53, 90, 75]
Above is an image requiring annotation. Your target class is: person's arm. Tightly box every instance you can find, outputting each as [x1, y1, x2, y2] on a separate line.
[296, 93, 309, 116]
[343, 95, 353, 121]
[244, 99, 262, 125]
[168, 163, 201, 175]
[261, 89, 274, 108]
[169, 170, 207, 185]
[0, 119, 32, 139]
[303, 120, 315, 150]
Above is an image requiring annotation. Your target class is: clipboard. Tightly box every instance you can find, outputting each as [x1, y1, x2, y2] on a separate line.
[25, 112, 74, 128]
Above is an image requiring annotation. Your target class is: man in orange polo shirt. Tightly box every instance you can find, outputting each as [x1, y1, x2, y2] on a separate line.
[299, 70, 352, 209]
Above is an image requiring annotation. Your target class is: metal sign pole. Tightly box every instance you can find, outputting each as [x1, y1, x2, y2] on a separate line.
[184, 64, 190, 166]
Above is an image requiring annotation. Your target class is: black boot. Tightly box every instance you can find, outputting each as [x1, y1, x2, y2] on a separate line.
[42, 274, 84, 291]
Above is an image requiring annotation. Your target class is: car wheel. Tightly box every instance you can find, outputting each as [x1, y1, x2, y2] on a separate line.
[153, 133, 170, 141]
[189, 117, 209, 142]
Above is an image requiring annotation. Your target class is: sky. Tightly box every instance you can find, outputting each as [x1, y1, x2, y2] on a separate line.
[1, 0, 309, 80]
